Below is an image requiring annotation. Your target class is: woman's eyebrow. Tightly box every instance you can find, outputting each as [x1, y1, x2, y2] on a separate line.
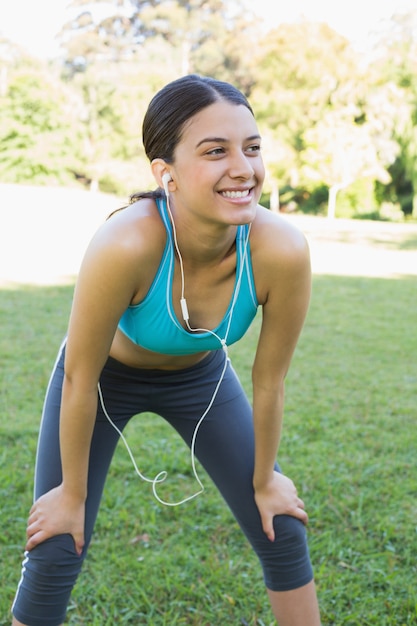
[196, 134, 261, 148]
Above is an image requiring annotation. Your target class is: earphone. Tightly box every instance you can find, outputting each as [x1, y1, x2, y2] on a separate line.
[160, 171, 191, 324]
[99, 172, 252, 507]
[161, 172, 172, 195]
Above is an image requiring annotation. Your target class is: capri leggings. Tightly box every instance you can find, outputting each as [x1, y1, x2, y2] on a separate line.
[12, 341, 313, 626]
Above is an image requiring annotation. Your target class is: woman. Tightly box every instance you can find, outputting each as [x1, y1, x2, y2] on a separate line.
[12, 74, 321, 625]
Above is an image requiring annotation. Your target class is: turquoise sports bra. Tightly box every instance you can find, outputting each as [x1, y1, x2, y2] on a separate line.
[118, 197, 258, 355]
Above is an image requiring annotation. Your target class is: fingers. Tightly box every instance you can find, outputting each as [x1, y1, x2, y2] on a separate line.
[261, 514, 275, 542]
[74, 535, 85, 556]
[25, 528, 85, 553]
[297, 507, 309, 525]
[26, 513, 41, 541]
[25, 529, 48, 552]
[26, 504, 48, 538]
[25, 528, 85, 555]
[27, 505, 38, 527]
[294, 497, 308, 525]
[25, 509, 85, 556]
[263, 498, 309, 541]
[26, 512, 48, 551]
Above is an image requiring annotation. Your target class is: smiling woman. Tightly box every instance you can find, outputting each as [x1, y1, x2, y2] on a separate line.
[153, 101, 263, 229]
[10, 74, 321, 626]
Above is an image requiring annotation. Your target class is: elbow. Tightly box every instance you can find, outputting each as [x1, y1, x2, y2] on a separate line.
[252, 368, 286, 395]
[63, 369, 99, 397]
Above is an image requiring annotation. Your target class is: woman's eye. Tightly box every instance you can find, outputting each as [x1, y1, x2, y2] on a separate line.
[206, 147, 225, 156]
[205, 143, 261, 157]
[247, 143, 261, 153]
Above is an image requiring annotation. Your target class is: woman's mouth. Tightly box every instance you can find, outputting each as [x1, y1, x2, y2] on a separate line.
[220, 189, 251, 199]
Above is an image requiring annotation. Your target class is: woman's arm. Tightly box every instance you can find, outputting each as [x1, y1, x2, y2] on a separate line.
[25, 206, 160, 553]
[251, 214, 312, 540]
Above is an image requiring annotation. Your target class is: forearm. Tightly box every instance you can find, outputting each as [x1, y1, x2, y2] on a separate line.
[252, 381, 285, 490]
[59, 375, 98, 501]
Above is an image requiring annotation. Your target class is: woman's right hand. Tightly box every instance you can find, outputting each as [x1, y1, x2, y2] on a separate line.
[26, 484, 86, 555]
[254, 471, 308, 542]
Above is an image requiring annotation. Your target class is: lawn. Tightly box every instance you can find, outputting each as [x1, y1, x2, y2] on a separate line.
[1, 206, 416, 625]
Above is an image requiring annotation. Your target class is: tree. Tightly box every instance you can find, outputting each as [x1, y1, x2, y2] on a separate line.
[372, 9, 417, 216]
[300, 78, 404, 218]
[249, 20, 362, 206]
[59, 0, 253, 83]
[67, 59, 162, 194]
[0, 66, 82, 185]
[301, 108, 393, 218]
[59, 0, 140, 74]
[54, 0, 260, 192]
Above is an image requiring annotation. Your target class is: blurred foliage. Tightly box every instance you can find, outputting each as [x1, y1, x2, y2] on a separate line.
[0, 0, 416, 219]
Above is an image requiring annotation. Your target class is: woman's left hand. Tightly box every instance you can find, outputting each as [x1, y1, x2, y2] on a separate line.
[254, 471, 308, 542]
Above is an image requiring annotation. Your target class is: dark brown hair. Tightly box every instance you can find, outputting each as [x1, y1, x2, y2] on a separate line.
[143, 74, 253, 163]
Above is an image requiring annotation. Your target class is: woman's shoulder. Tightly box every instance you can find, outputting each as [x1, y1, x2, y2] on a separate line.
[91, 197, 166, 258]
[78, 197, 166, 281]
[250, 206, 310, 304]
[105, 196, 164, 231]
[252, 205, 310, 260]
[74, 197, 168, 306]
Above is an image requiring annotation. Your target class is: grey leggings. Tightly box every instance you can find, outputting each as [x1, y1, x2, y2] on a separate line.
[12, 343, 313, 626]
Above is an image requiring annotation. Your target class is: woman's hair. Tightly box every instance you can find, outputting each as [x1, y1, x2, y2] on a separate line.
[142, 74, 253, 163]
[110, 74, 254, 213]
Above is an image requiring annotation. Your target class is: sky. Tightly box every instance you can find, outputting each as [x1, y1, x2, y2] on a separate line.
[0, 0, 415, 59]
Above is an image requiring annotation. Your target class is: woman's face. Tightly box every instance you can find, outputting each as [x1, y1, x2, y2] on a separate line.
[169, 100, 265, 228]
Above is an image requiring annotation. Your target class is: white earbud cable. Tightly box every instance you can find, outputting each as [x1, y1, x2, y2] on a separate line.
[99, 188, 252, 507]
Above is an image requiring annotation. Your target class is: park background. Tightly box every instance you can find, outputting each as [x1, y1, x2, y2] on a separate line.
[1, 1, 417, 624]
[0, 0, 417, 219]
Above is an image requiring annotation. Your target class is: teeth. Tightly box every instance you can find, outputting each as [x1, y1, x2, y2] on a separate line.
[221, 189, 250, 198]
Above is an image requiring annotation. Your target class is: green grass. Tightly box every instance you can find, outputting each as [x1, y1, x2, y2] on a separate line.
[1, 267, 417, 624]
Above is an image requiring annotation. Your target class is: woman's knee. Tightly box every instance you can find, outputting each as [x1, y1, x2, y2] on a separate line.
[260, 515, 313, 592]
[273, 513, 308, 546]
[13, 535, 85, 626]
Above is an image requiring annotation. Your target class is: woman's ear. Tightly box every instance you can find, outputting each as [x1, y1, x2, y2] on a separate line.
[151, 159, 174, 190]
